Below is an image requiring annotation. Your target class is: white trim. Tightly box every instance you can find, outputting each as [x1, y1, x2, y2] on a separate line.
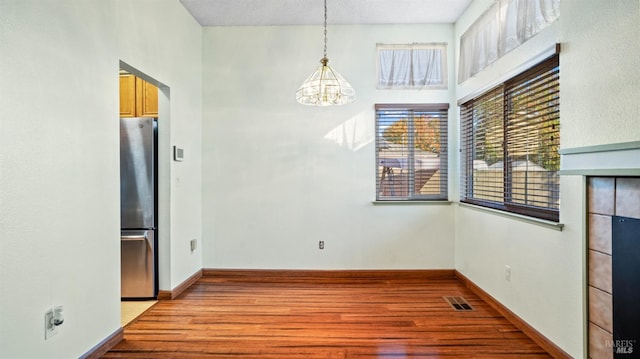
[559, 141, 640, 176]
[457, 202, 564, 231]
[559, 141, 640, 155]
[372, 200, 452, 206]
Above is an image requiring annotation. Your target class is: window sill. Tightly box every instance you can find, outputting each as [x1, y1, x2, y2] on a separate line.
[457, 202, 564, 231]
[372, 200, 452, 206]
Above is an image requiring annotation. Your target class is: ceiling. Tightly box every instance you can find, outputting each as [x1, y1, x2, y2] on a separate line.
[179, 0, 473, 26]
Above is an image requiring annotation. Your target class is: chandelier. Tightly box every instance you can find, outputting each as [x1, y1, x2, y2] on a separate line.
[296, 0, 355, 106]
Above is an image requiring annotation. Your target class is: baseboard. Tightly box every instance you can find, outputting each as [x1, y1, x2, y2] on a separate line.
[85, 270, 203, 357]
[157, 269, 203, 300]
[79, 327, 123, 359]
[454, 270, 571, 359]
[202, 268, 456, 281]
[87, 269, 567, 358]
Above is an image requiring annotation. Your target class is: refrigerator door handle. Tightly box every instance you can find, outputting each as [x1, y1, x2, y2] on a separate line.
[121, 235, 146, 240]
[121, 232, 153, 250]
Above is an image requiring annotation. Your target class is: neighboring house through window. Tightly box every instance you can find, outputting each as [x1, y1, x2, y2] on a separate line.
[460, 54, 560, 221]
[375, 104, 449, 201]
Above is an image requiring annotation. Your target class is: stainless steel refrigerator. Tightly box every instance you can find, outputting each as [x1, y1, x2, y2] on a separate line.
[120, 117, 157, 299]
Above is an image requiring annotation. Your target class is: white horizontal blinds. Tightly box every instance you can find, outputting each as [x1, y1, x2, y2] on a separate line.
[460, 55, 559, 221]
[460, 86, 505, 205]
[376, 104, 449, 200]
[377, 44, 447, 89]
[505, 55, 560, 214]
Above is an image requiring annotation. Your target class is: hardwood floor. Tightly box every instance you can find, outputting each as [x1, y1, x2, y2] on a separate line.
[103, 271, 552, 358]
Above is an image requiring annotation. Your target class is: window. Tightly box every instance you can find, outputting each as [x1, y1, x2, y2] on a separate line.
[377, 43, 447, 89]
[457, 0, 560, 83]
[460, 54, 560, 221]
[376, 104, 449, 201]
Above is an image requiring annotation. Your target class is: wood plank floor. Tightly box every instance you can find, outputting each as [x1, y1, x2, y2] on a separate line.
[103, 271, 552, 358]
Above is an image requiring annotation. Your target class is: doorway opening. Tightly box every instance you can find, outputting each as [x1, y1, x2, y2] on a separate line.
[118, 61, 171, 326]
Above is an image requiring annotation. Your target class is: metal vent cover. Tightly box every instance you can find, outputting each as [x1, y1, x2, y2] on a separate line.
[443, 296, 474, 311]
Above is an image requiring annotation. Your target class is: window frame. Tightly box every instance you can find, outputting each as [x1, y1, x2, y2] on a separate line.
[460, 54, 560, 222]
[375, 103, 449, 202]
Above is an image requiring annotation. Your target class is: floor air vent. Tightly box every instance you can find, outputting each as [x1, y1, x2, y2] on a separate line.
[443, 296, 474, 311]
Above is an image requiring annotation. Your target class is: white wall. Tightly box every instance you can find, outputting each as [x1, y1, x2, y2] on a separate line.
[114, 0, 204, 294]
[453, 1, 640, 357]
[560, 0, 640, 149]
[0, 1, 202, 358]
[201, 24, 456, 269]
[3, 1, 636, 357]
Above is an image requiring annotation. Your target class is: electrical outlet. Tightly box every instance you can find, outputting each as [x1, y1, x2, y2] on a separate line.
[44, 309, 58, 340]
[190, 239, 197, 252]
[505, 265, 511, 282]
[319, 241, 324, 250]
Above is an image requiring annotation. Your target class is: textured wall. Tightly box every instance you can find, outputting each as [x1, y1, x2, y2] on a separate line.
[560, 0, 640, 149]
[0, 1, 202, 357]
[453, 1, 640, 358]
[201, 24, 457, 270]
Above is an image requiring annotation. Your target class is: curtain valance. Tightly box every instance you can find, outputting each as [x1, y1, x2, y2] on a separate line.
[458, 0, 560, 84]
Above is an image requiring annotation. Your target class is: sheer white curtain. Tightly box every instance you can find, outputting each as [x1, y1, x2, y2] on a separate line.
[377, 43, 447, 89]
[458, 0, 560, 84]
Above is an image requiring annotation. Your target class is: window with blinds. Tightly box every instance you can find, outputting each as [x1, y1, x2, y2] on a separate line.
[376, 104, 449, 201]
[460, 54, 559, 221]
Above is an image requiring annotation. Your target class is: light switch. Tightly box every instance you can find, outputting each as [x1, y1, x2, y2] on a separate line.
[173, 146, 184, 161]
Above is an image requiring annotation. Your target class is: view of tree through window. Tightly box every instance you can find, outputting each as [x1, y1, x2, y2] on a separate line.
[460, 54, 559, 221]
[382, 115, 442, 154]
[376, 104, 449, 201]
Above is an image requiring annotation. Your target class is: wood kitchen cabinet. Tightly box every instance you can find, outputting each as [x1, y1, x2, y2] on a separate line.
[119, 74, 158, 118]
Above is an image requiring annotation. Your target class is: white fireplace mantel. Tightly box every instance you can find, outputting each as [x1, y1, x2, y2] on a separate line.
[559, 141, 640, 176]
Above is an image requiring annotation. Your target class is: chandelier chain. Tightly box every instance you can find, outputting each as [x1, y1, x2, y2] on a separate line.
[323, 0, 327, 59]
[295, 0, 355, 106]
